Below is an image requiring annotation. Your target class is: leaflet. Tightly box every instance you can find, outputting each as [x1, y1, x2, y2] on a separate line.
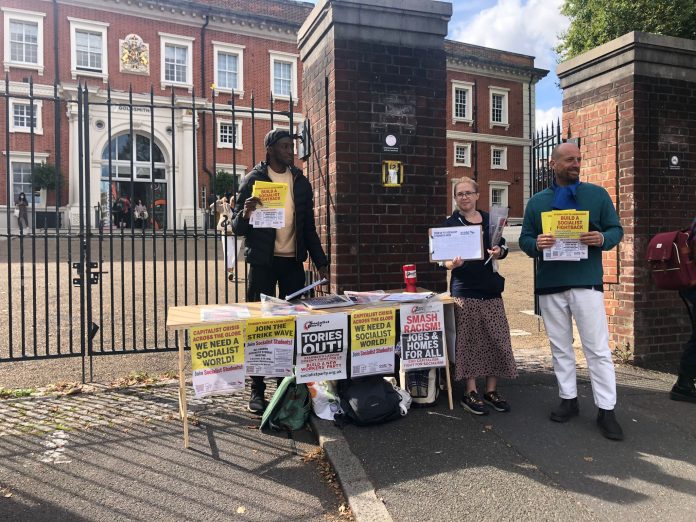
[541, 210, 589, 261]
[250, 181, 288, 229]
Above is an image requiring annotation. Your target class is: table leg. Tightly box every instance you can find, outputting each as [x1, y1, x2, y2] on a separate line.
[178, 331, 189, 448]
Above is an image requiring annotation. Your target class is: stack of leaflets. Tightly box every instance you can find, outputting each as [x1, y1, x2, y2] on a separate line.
[200, 305, 251, 321]
[343, 290, 386, 304]
[381, 291, 436, 303]
[299, 294, 353, 310]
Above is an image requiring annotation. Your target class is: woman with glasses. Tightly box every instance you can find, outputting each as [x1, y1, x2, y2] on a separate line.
[442, 177, 517, 415]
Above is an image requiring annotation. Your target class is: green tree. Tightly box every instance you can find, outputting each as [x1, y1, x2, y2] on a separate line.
[213, 170, 237, 197]
[31, 162, 59, 191]
[557, 0, 696, 60]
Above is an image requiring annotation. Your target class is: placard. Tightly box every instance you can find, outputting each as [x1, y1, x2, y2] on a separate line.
[244, 316, 295, 377]
[399, 301, 446, 370]
[428, 225, 483, 262]
[350, 308, 396, 377]
[296, 313, 348, 383]
[189, 322, 245, 397]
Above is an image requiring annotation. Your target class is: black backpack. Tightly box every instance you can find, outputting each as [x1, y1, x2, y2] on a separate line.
[335, 376, 403, 427]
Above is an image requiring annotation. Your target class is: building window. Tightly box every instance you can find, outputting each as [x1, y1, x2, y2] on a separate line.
[489, 182, 510, 208]
[453, 142, 471, 167]
[159, 33, 194, 89]
[69, 18, 109, 80]
[269, 51, 298, 101]
[9, 100, 43, 134]
[76, 30, 102, 70]
[213, 42, 244, 95]
[2, 9, 45, 74]
[491, 146, 508, 170]
[489, 87, 509, 128]
[218, 121, 242, 150]
[101, 133, 166, 181]
[451, 81, 473, 123]
[9, 153, 49, 203]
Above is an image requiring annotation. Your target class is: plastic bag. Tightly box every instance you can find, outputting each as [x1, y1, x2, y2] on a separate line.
[307, 380, 342, 420]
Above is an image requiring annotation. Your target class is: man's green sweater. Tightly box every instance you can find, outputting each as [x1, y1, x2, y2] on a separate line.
[519, 183, 623, 290]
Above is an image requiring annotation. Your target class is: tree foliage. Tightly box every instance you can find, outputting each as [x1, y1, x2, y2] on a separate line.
[557, 0, 696, 60]
[214, 170, 237, 197]
[31, 162, 59, 191]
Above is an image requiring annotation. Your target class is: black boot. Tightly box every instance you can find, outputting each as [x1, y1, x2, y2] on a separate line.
[248, 377, 266, 414]
[597, 408, 624, 440]
[550, 398, 579, 422]
[670, 374, 696, 403]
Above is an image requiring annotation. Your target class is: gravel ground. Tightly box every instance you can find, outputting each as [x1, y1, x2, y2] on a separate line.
[0, 244, 550, 389]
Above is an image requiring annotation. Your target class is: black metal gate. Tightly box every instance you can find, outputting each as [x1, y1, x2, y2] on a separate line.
[1, 78, 321, 372]
[530, 119, 578, 314]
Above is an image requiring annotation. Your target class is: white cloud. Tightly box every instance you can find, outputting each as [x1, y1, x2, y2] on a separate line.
[535, 106, 562, 132]
[450, 0, 569, 71]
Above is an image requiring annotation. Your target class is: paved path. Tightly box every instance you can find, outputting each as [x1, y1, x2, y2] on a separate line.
[0, 382, 350, 522]
[2, 353, 694, 521]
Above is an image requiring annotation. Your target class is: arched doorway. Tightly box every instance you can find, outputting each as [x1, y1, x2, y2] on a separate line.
[100, 133, 168, 229]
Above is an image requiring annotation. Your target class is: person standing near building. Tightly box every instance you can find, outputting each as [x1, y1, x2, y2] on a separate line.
[520, 142, 625, 441]
[233, 129, 329, 413]
[15, 192, 29, 232]
[443, 177, 517, 415]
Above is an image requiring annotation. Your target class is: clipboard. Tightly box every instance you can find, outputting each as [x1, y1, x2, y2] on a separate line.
[428, 225, 484, 262]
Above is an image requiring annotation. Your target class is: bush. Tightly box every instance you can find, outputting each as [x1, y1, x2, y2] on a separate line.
[214, 170, 237, 197]
[31, 162, 59, 191]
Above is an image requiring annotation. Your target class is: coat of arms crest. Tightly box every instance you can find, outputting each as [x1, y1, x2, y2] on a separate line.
[119, 34, 149, 74]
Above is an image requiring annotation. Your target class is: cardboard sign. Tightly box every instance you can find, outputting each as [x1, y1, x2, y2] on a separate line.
[399, 301, 446, 370]
[296, 313, 348, 383]
[350, 308, 396, 377]
[189, 322, 245, 397]
[244, 316, 295, 377]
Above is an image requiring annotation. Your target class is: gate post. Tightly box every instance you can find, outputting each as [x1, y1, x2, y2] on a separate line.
[557, 32, 696, 364]
[298, 0, 452, 292]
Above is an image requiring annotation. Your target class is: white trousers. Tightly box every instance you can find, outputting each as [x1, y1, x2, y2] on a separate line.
[539, 289, 617, 410]
[221, 235, 237, 271]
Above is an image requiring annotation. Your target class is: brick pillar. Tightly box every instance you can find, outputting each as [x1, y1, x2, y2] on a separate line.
[558, 32, 696, 365]
[298, 0, 452, 292]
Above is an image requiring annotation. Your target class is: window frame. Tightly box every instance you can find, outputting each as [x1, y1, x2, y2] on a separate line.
[488, 181, 510, 208]
[453, 142, 471, 167]
[159, 33, 194, 90]
[217, 120, 243, 150]
[69, 18, 109, 82]
[8, 151, 50, 204]
[269, 50, 298, 102]
[9, 99, 43, 134]
[213, 41, 245, 97]
[489, 86, 509, 128]
[2, 8, 45, 75]
[451, 80, 473, 124]
[491, 145, 508, 170]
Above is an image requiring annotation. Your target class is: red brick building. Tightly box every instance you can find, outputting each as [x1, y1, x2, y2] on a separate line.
[1, 0, 546, 229]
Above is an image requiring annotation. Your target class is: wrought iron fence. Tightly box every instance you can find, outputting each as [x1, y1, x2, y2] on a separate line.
[1, 77, 310, 366]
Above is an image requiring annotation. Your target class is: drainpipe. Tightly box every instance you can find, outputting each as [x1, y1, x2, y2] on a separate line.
[200, 15, 212, 188]
[53, 0, 62, 211]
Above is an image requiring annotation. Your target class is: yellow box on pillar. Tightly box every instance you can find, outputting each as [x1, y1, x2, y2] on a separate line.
[382, 160, 403, 187]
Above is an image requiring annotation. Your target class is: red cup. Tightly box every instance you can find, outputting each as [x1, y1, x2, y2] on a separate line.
[403, 264, 417, 292]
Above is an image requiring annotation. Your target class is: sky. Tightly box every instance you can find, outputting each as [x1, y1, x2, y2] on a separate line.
[306, 0, 569, 132]
[448, 0, 568, 132]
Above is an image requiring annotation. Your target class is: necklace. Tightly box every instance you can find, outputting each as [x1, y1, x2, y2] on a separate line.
[459, 210, 479, 223]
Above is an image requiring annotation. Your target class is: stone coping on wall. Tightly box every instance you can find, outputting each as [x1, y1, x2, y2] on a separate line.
[557, 31, 696, 97]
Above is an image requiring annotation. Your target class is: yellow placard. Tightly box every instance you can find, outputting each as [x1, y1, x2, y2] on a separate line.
[252, 181, 288, 209]
[541, 210, 589, 239]
[245, 316, 295, 342]
[350, 308, 396, 351]
[190, 322, 245, 371]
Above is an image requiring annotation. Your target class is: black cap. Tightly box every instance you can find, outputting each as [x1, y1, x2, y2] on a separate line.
[264, 129, 292, 148]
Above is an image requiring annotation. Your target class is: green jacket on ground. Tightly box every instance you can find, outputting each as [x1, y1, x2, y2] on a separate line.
[519, 183, 623, 290]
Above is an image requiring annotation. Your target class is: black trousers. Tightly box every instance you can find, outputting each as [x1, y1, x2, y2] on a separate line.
[248, 256, 306, 392]
[679, 288, 696, 379]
